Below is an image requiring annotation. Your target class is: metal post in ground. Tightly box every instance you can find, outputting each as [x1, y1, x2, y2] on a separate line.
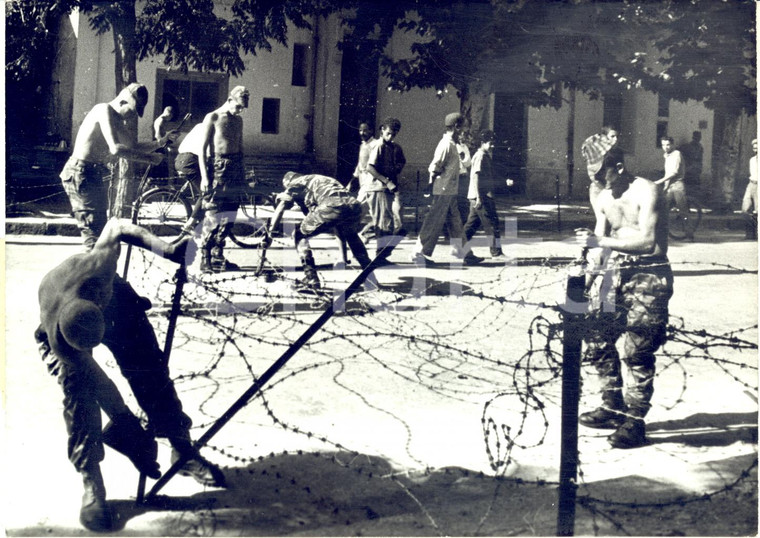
[143, 239, 401, 501]
[556, 256, 586, 536]
[556, 174, 562, 233]
[136, 264, 187, 504]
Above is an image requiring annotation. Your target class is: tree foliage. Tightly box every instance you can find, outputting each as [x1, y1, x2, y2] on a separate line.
[337, 0, 756, 116]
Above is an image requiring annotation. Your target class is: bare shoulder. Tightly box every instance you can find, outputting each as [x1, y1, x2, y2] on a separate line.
[632, 176, 658, 197]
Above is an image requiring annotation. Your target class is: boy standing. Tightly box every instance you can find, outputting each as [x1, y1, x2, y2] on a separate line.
[365, 117, 406, 263]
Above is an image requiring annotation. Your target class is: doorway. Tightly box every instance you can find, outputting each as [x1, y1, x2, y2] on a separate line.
[336, 45, 378, 185]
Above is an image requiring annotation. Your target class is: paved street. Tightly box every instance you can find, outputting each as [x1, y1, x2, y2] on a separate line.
[3, 218, 757, 535]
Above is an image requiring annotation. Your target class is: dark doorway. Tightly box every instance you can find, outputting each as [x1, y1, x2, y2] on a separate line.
[336, 45, 378, 185]
[493, 93, 527, 195]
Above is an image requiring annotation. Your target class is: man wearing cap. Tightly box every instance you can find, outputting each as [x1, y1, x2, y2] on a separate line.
[575, 149, 673, 450]
[741, 138, 758, 239]
[196, 85, 250, 273]
[60, 83, 173, 250]
[411, 112, 483, 266]
[35, 219, 226, 531]
[582, 126, 623, 220]
[268, 172, 373, 290]
[463, 130, 503, 257]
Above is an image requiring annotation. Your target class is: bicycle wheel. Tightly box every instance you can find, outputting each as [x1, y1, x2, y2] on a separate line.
[228, 213, 270, 248]
[135, 187, 192, 239]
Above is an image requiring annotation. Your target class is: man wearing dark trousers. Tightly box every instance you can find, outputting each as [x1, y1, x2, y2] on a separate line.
[36, 219, 226, 531]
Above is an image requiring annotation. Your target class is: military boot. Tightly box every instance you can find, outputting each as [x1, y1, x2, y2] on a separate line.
[200, 250, 214, 274]
[80, 465, 115, 532]
[608, 418, 647, 449]
[211, 246, 240, 272]
[300, 251, 321, 289]
[579, 406, 628, 429]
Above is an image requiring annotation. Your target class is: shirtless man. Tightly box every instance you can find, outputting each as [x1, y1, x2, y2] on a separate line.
[575, 152, 673, 449]
[60, 83, 173, 250]
[36, 220, 225, 531]
[195, 86, 250, 273]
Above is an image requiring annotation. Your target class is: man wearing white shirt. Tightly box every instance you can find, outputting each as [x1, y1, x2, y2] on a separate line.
[411, 112, 483, 266]
[655, 136, 694, 241]
[741, 138, 758, 240]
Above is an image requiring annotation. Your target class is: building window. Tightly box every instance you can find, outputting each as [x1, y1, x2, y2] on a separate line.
[262, 98, 280, 134]
[155, 70, 227, 132]
[292, 43, 309, 87]
[656, 94, 669, 147]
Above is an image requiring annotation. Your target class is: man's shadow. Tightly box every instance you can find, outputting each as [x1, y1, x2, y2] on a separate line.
[107, 452, 468, 534]
[646, 411, 757, 446]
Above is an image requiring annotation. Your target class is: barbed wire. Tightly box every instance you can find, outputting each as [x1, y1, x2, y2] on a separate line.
[115, 241, 760, 534]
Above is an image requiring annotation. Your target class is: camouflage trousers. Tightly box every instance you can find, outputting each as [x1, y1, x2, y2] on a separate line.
[583, 255, 674, 418]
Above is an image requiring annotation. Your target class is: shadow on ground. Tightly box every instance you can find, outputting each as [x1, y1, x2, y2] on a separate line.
[11, 449, 755, 536]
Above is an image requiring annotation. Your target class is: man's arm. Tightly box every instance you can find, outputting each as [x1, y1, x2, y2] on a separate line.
[655, 151, 684, 187]
[95, 104, 163, 165]
[198, 114, 217, 193]
[428, 138, 450, 183]
[94, 218, 191, 265]
[367, 144, 397, 192]
[584, 184, 659, 255]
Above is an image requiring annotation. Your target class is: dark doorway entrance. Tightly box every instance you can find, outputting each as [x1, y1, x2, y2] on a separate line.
[493, 93, 527, 195]
[336, 45, 378, 185]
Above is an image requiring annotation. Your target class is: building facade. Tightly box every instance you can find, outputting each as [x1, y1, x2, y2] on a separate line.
[50, 9, 756, 203]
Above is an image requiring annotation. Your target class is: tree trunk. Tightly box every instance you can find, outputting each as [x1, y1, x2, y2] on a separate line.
[460, 80, 492, 144]
[711, 110, 743, 213]
[109, 0, 139, 219]
[566, 87, 576, 198]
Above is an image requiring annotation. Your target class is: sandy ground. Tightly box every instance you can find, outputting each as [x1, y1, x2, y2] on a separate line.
[2, 223, 757, 536]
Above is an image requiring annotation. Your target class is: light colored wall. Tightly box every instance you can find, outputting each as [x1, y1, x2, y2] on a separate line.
[69, 9, 319, 155]
[525, 97, 571, 198]
[376, 27, 462, 191]
[311, 14, 344, 174]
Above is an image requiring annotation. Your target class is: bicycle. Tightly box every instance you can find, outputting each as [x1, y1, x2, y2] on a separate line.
[134, 172, 276, 248]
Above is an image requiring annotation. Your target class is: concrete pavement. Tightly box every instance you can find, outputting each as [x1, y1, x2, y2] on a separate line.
[3, 207, 757, 536]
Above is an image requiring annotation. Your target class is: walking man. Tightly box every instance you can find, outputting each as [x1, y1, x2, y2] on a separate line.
[59, 83, 173, 250]
[411, 112, 483, 266]
[36, 219, 225, 531]
[741, 138, 758, 239]
[463, 130, 504, 258]
[575, 149, 673, 449]
[196, 86, 250, 273]
[353, 121, 377, 243]
[655, 135, 694, 240]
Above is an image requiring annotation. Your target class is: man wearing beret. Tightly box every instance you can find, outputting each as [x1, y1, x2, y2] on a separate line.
[36, 219, 226, 531]
[411, 112, 483, 266]
[60, 83, 175, 251]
